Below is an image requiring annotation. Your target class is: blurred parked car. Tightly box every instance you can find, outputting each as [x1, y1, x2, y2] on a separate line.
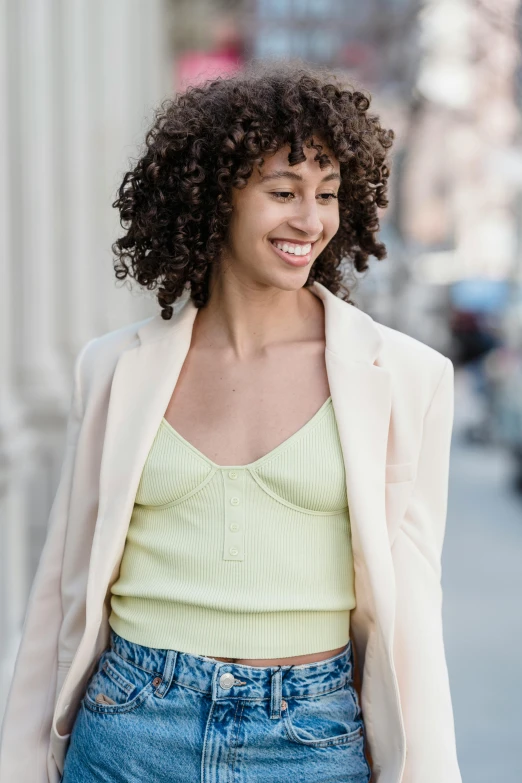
[448, 277, 522, 491]
[449, 279, 507, 445]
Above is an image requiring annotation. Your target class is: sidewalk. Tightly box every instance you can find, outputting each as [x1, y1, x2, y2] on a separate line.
[443, 368, 522, 782]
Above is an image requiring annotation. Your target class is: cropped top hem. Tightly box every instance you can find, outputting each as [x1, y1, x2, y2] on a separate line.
[108, 606, 352, 659]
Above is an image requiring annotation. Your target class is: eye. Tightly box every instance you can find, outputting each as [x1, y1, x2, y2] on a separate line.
[318, 193, 338, 202]
[271, 192, 339, 203]
[271, 192, 294, 202]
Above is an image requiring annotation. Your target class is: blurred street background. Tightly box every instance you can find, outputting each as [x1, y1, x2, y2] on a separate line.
[1, 1, 522, 780]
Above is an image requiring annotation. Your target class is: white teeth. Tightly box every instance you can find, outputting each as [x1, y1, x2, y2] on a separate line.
[272, 241, 312, 256]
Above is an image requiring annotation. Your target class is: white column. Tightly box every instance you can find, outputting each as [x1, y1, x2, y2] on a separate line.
[0, 0, 169, 720]
[18, 0, 69, 405]
[60, 0, 100, 353]
[97, 0, 168, 334]
[0, 0, 27, 717]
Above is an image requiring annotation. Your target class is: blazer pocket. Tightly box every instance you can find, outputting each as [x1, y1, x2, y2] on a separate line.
[385, 462, 415, 484]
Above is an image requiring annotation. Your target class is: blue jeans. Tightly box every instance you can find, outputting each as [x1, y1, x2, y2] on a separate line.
[61, 629, 371, 782]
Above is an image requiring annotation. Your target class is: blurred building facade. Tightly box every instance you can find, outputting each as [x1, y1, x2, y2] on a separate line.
[0, 0, 168, 716]
[405, 0, 521, 278]
[395, 0, 522, 347]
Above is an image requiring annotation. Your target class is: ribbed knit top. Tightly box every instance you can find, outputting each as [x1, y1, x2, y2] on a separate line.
[108, 396, 356, 658]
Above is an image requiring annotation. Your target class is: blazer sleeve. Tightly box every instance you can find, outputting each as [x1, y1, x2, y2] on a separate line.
[391, 358, 462, 783]
[0, 338, 94, 783]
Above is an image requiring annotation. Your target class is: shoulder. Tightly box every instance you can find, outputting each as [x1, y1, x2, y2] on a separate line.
[374, 319, 450, 369]
[80, 314, 154, 364]
[77, 292, 192, 379]
[331, 290, 451, 390]
[372, 318, 453, 403]
[74, 315, 155, 400]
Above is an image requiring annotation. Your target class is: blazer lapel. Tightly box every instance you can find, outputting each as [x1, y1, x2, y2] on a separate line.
[87, 282, 395, 658]
[309, 283, 396, 645]
[310, 284, 403, 776]
[85, 293, 199, 623]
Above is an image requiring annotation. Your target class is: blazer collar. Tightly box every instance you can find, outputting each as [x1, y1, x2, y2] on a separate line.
[135, 281, 383, 365]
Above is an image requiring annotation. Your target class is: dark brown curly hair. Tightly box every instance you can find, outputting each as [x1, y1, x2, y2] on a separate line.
[112, 58, 395, 319]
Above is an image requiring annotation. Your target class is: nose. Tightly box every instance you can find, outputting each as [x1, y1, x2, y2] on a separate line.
[287, 197, 323, 240]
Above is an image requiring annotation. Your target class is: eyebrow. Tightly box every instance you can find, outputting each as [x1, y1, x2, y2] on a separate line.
[259, 170, 341, 184]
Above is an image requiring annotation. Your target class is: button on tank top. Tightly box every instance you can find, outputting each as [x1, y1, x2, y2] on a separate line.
[109, 396, 356, 658]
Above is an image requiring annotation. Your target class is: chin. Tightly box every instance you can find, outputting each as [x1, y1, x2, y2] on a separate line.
[265, 271, 311, 292]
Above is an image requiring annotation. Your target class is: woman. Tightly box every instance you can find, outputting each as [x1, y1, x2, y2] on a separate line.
[0, 60, 462, 783]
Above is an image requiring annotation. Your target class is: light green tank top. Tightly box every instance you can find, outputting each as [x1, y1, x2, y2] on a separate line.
[109, 396, 356, 658]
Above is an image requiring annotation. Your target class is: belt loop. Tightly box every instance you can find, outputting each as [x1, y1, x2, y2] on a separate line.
[270, 667, 282, 720]
[155, 649, 178, 699]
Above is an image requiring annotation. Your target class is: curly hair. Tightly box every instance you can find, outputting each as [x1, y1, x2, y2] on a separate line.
[112, 58, 395, 319]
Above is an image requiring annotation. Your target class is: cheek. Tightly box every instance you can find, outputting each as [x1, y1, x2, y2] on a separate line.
[327, 210, 340, 237]
[232, 199, 276, 244]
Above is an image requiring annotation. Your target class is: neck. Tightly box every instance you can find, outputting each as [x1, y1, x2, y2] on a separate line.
[193, 273, 324, 359]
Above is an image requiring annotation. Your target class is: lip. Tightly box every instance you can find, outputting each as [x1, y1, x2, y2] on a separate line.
[269, 238, 318, 245]
[269, 239, 315, 267]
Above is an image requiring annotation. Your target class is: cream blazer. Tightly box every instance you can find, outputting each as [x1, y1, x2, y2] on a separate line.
[0, 281, 462, 783]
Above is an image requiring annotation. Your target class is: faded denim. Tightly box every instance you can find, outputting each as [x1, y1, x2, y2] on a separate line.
[61, 628, 371, 782]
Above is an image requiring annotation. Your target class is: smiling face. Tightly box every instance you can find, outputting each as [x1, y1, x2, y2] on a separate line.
[218, 137, 341, 292]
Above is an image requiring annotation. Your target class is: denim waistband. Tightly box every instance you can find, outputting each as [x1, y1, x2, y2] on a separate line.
[109, 629, 354, 706]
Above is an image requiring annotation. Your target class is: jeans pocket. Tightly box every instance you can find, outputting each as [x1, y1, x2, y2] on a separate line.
[282, 681, 364, 748]
[83, 648, 160, 715]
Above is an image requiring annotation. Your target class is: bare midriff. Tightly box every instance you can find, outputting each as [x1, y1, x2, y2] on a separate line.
[203, 644, 348, 668]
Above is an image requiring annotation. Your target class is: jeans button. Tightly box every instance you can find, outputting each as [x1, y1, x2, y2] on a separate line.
[219, 672, 235, 689]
